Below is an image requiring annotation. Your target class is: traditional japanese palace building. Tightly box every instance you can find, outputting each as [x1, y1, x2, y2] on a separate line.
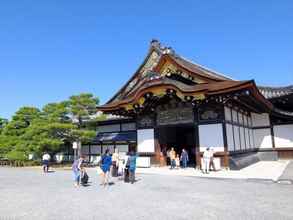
[84, 40, 293, 169]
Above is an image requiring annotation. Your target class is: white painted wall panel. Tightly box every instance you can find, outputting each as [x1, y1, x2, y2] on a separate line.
[245, 128, 250, 149]
[248, 129, 252, 149]
[232, 110, 238, 123]
[251, 129, 254, 148]
[137, 129, 155, 153]
[199, 124, 224, 152]
[251, 113, 270, 127]
[136, 157, 151, 168]
[234, 125, 241, 151]
[240, 127, 245, 150]
[226, 124, 234, 152]
[225, 107, 232, 121]
[248, 116, 253, 127]
[274, 125, 293, 148]
[239, 113, 244, 125]
[244, 115, 248, 126]
[254, 129, 272, 148]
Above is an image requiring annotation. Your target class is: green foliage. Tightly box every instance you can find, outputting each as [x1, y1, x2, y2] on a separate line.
[68, 93, 99, 127]
[0, 118, 8, 133]
[6, 150, 27, 161]
[42, 102, 70, 123]
[0, 93, 105, 161]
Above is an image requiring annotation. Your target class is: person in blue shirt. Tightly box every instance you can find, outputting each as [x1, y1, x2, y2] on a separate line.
[100, 149, 112, 186]
[128, 151, 137, 184]
[180, 149, 189, 169]
[72, 155, 84, 187]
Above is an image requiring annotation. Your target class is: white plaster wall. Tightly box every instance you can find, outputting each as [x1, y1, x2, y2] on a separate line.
[234, 125, 241, 151]
[243, 115, 248, 126]
[137, 129, 155, 153]
[232, 109, 238, 123]
[136, 157, 151, 168]
[250, 129, 254, 149]
[239, 112, 244, 125]
[199, 124, 224, 152]
[251, 113, 270, 127]
[274, 124, 293, 148]
[245, 128, 250, 149]
[254, 128, 272, 148]
[224, 107, 232, 121]
[226, 124, 235, 151]
[240, 127, 245, 150]
[248, 116, 253, 127]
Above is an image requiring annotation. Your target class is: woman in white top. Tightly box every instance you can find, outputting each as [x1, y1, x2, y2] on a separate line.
[203, 148, 211, 174]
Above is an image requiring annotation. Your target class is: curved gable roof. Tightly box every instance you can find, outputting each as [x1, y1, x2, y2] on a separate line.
[106, 40, 234, 105]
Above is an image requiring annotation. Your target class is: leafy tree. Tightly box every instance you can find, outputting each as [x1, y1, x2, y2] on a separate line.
[0, 118, 8, 134]
[42, 102, 70, 123]
[0, 93, 104, 160]
[2, 107, 41, 136]
[68, 93, 99, 128]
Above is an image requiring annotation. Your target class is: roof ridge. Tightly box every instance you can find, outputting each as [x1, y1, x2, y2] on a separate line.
[258, 85, 293, 90]
[151, 39, 234, 81]
[176, 55, 234, 80]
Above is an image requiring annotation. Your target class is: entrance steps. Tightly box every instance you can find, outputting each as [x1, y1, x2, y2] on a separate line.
[229, 151, 278, 170]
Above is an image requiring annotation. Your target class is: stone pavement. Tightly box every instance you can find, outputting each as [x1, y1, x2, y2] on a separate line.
[1, 165, 293, 220]
[137, 160, 290, 182]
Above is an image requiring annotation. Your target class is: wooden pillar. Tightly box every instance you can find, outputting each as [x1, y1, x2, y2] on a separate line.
[154, 127, 162, 165]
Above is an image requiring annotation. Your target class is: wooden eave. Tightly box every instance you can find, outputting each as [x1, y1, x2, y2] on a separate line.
[97, 79, 273, 112]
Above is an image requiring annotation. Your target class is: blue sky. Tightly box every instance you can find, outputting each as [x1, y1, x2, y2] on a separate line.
[0, 1, 292, 119]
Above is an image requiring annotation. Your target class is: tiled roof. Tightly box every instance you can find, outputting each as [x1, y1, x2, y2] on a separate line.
[258, 85, 293, 99]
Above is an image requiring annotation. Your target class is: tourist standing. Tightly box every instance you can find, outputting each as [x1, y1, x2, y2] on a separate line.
[118, 153, 127, 180]
[175, 154, 180, 169]
[170, 147, 176, 169]
[203, 148, 211, 174]
[42, 152, 51, 173]
[112, 149, 119, 177]
[209, 148, 216, 171]
[180, 149, 189, 169]
[72, 155, 84, 187]
[100, 149, 112, 186]
[128, 151, 137, 184]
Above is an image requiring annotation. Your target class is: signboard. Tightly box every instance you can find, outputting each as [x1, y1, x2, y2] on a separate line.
[137, 115, 155, 128]
[157, 107, 194, 126]
[72, 142, 81, 149]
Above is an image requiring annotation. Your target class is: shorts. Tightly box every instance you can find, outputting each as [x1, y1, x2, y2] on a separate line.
[73, 170, 80, 182]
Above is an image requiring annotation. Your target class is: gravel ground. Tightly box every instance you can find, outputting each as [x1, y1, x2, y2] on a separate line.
[0, 167, 293, 220]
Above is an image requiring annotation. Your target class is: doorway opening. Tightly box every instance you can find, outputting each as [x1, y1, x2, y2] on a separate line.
[156, 125, 196, 166]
